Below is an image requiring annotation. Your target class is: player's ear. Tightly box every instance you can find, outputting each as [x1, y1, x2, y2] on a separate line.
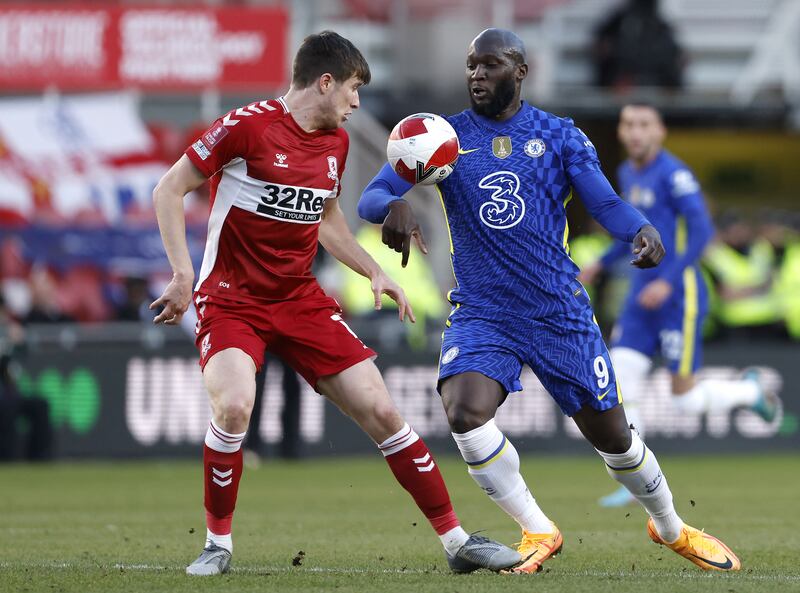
[516, 62, 528, 81]
[318, 73, 335, 94]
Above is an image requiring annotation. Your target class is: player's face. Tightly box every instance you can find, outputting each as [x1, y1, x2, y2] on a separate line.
[466, 47, 519, 118]
[618, 106, 666, 164]
[321, 75, 363, 129]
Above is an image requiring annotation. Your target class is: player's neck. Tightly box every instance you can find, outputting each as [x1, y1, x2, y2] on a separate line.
[282, 88, 325, 133]
[631, 147, 662, 169]
[492, 99, 523, 122]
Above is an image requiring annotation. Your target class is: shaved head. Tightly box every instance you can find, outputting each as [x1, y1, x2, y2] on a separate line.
[470, 28, 527, 66]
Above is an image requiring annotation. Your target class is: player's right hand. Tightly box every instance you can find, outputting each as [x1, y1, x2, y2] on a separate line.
[150, 274, 193, 325]
[382, 200, 429, 268]
[631, 224, 665, 268]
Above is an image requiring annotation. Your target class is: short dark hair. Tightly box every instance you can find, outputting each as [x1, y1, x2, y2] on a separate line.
[622, 101, 663, 120]
[291, 31, 371, 89]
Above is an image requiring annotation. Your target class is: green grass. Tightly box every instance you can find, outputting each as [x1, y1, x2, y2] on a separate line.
[2, 454, 799, 593]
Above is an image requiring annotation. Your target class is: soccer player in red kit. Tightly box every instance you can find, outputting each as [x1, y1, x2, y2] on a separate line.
[150, 31, 520, 576]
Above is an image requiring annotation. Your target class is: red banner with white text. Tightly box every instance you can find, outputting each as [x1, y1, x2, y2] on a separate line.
[0, 4, 288, 91]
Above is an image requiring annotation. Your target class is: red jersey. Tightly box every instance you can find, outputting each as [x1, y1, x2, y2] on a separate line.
[184, 97, 348, 303]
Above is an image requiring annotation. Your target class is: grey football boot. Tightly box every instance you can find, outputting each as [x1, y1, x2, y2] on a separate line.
[186, 543, 232, 576]
[446, 534, 522, 573]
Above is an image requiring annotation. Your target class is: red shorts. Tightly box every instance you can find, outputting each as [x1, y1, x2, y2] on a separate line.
[193, 289, 376, 389]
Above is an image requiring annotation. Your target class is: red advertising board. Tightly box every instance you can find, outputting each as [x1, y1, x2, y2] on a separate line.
[0, 4, 288, 91]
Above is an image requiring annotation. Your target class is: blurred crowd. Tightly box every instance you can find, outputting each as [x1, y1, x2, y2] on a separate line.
[3, 206, 798, 344]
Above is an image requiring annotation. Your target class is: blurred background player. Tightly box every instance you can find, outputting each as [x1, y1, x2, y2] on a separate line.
[150, 30, 519, 576]
[580, 104, 782, 507]
[359, 28, 740, 574]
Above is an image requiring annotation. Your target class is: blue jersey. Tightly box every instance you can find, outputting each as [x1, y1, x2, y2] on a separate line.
[608, 149, 713, 300]
[438, 102, 613, 318]
[607, 150, 714, 375]
[358, 104, 650, 412]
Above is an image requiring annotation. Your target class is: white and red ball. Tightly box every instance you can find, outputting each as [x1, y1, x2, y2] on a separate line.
[387, 113, 459, 185]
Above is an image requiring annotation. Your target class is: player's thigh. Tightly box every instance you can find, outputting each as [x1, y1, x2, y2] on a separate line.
[611, 301, 660, 359]
[203, 348, 258, 431]
[194, 296, 266, 430]
[438, 313, 524, 397]
[317, 358, 404, 443]
[526, 307, 620, 417]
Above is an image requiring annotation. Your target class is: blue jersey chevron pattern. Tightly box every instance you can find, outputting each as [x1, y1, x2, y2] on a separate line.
[436, 103, 620, 414]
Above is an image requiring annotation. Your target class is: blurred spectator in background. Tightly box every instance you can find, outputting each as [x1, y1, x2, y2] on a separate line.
[23, 266, 75, 325]
[756, 209, 800, 340]
[114, 275, 154, 322]
[337, 224, 446, 350]
[703, 211, 783, 338]
[0, 294, 52, 461]
[593, 0, 684, 91]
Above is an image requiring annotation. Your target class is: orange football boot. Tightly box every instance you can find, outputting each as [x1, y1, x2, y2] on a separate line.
[647, 518, 741, 571]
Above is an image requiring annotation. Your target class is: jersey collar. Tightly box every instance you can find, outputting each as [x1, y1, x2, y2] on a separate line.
[467, 101, 531, 131]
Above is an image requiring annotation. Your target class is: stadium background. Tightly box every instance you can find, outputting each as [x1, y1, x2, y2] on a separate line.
[1, 0, 796, 459]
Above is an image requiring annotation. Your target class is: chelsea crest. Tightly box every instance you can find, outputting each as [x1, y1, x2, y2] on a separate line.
[524, 139, 546, 158]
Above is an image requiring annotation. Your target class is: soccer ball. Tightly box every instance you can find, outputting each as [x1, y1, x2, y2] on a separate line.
[387, 113, 459, 185]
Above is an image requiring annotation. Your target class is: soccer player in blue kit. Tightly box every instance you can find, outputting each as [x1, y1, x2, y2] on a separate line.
[358, 29, 741, 573]
[580, 103, 781, 507]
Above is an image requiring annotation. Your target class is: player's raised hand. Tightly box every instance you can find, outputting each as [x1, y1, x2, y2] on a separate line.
[382, 200, 429, 268]
[370, 270, 416, 323]
[150, 274, 193, 325]
[631, 224, 665, 268]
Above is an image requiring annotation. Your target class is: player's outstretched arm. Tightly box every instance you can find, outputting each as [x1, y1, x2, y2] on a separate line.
[150, 155, 207, 325]
[358, 163, 427, 268]
[319, 197, 415, 323]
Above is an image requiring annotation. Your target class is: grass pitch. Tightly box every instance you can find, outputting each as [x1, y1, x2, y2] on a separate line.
[1, 453, 798, 593]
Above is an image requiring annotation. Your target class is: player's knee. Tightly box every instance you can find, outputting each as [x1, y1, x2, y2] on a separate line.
[594, 427, 633, 455]
[446, 403, 490, 434]
[370, 400, 403, 432]
[215, 397, 253, 432]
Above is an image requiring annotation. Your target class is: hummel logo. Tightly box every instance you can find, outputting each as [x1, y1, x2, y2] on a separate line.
[458, 147, 480, 155]
[211, 467, 233, 487]
[274, 153, 288, 168]
[413, 453, 435, 472]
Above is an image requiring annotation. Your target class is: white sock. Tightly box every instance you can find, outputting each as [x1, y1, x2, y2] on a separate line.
[596, 432, 683, 543]
[452, 419, 553, 533]
[205, 419, 246, 453]
[377, 422, 420, 455]
[610, 347, 652, 438]
[206, 529, 233, 553]
[673, 379, 759, 415]
[439, 525, 470, 556]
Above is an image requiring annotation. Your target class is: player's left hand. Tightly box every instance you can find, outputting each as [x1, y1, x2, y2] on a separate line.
[638, 279, 673, 310]
[631, 224, 665, 268]
[371, 271, 416, 323]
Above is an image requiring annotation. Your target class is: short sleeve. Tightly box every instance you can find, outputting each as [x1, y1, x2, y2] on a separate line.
[184, 116, 249, 178]
[563, 121, 602, 179]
